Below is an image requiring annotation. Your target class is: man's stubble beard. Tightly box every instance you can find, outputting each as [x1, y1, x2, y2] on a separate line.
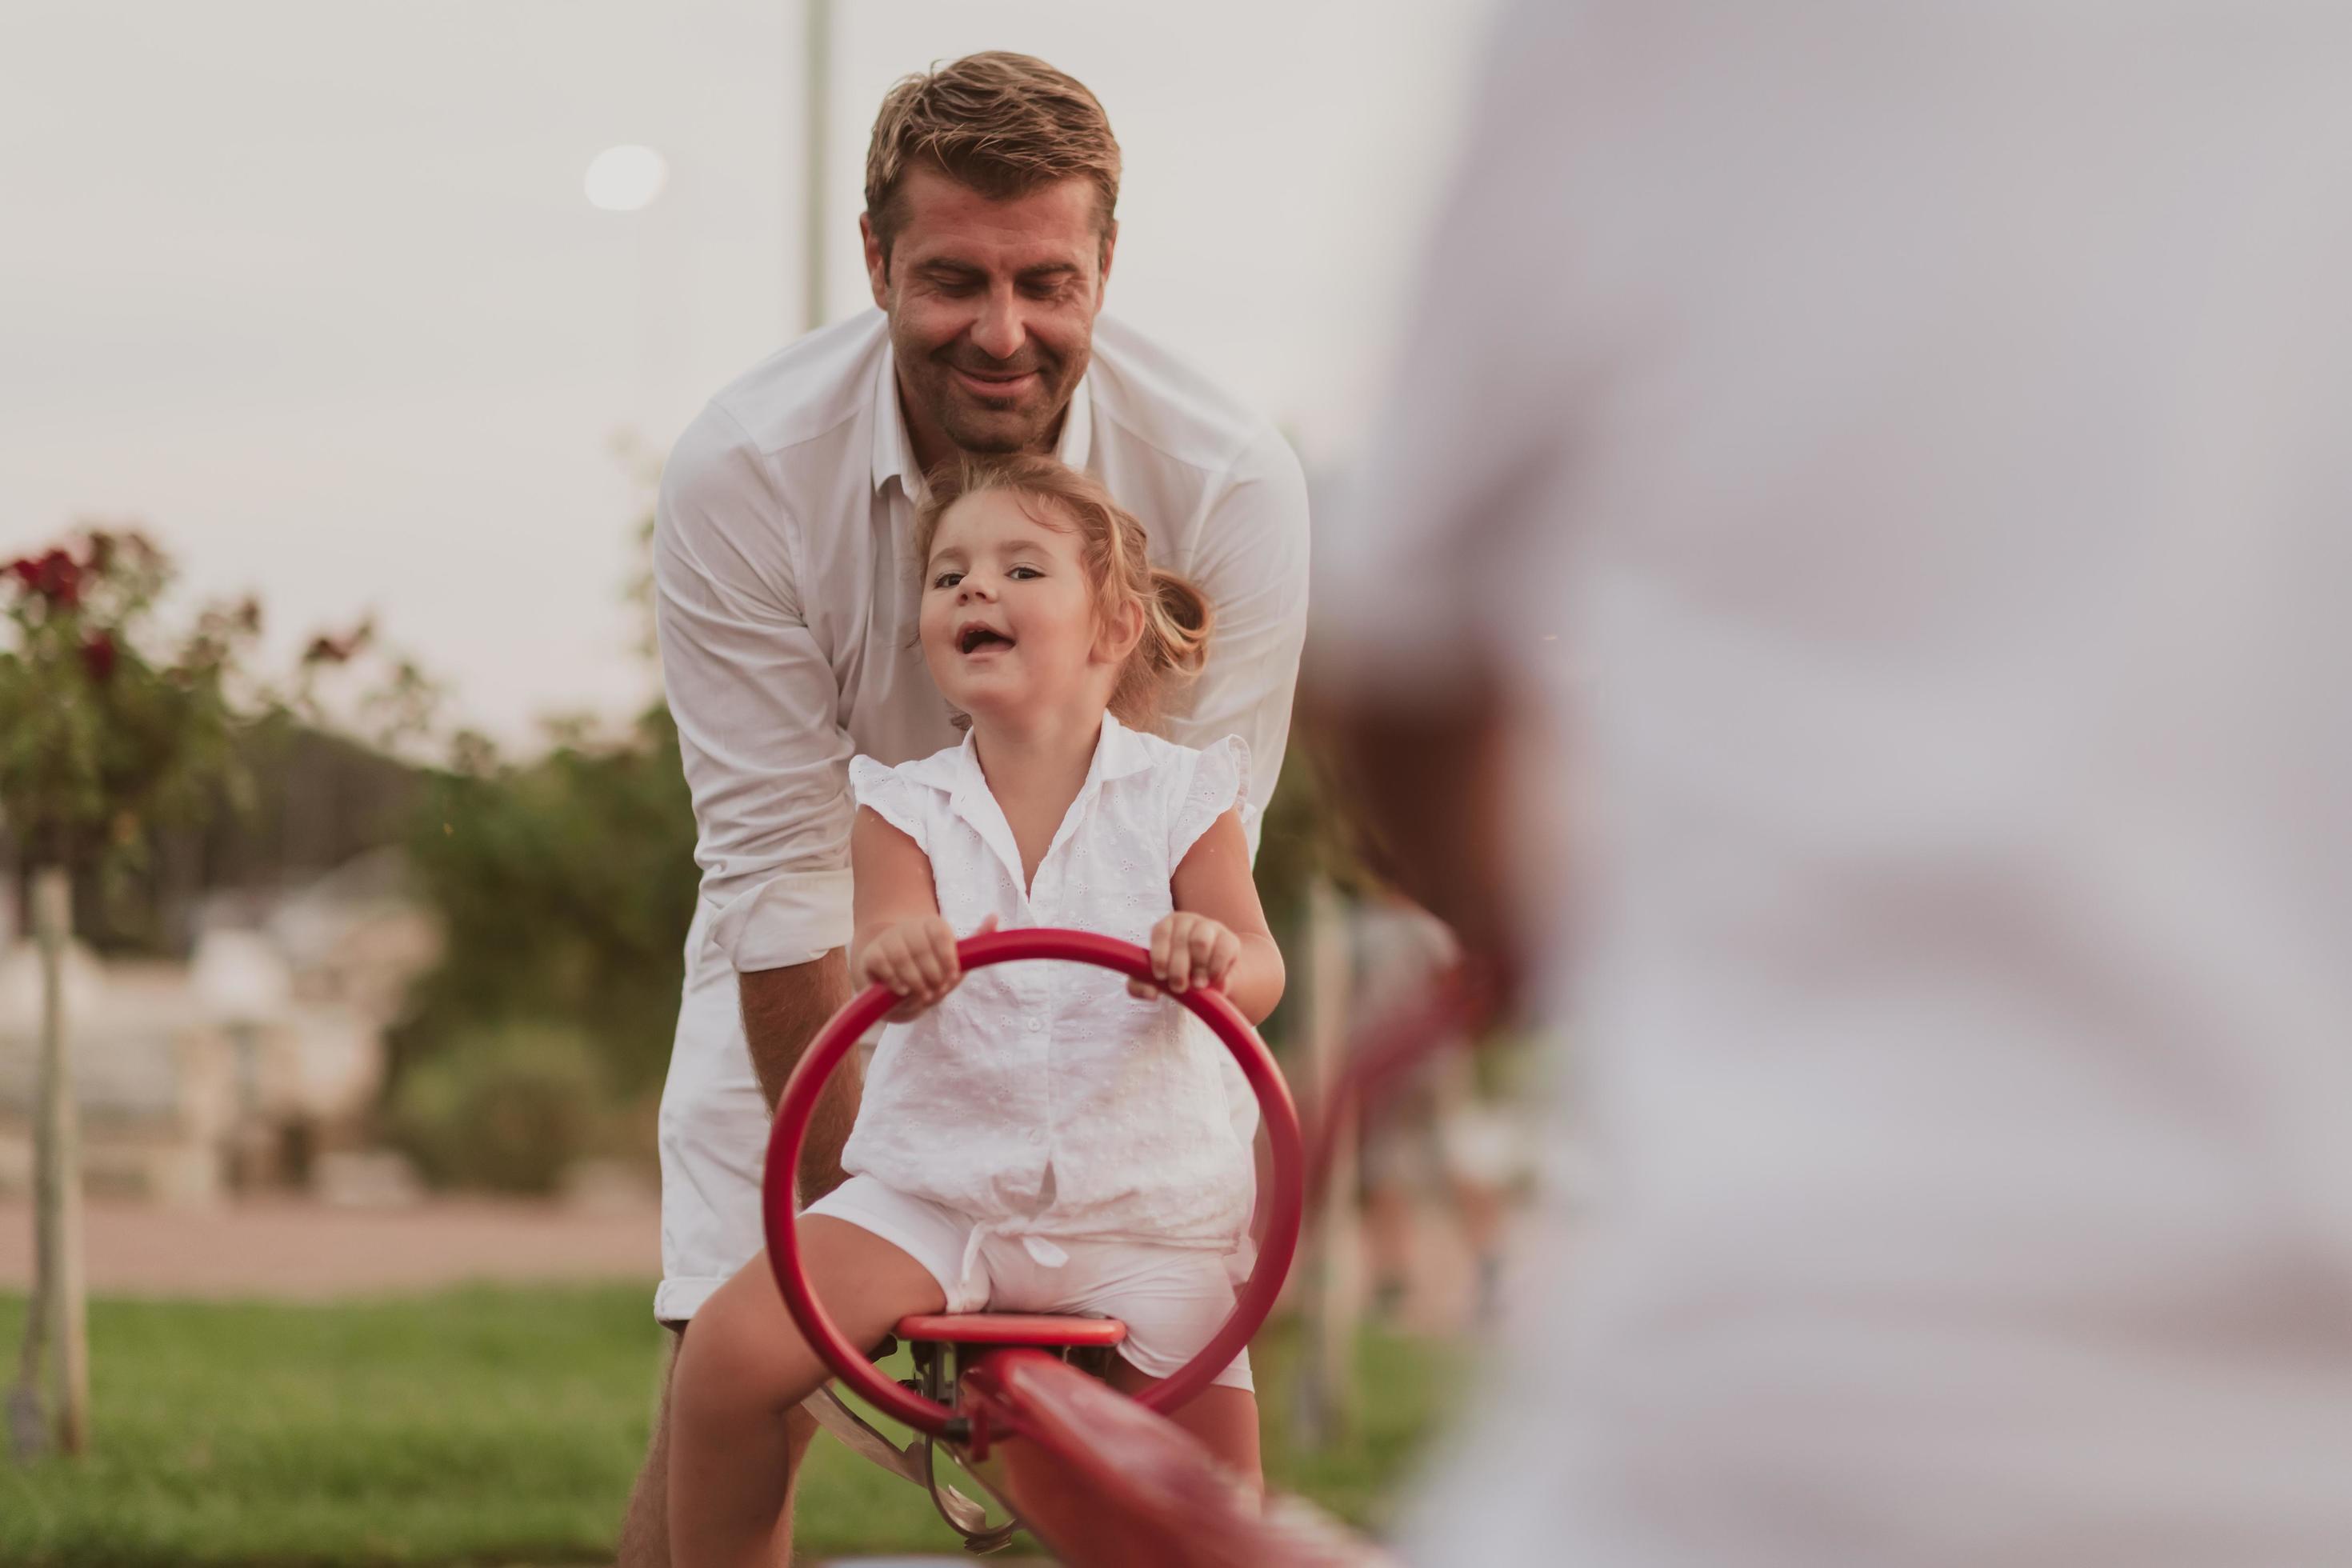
[912, 336, 1092, 460]
[938, 401, 1041, 456]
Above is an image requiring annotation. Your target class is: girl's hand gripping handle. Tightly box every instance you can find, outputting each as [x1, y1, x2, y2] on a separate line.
[1130, 910, 1241, 999]
[856, 912, 1002, 1020]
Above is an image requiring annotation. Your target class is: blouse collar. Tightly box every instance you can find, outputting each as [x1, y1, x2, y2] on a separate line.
[929, 714, 1156, 898]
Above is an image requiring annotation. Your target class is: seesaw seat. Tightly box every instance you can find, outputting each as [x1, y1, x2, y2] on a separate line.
[896, 1313, 1129, 1348]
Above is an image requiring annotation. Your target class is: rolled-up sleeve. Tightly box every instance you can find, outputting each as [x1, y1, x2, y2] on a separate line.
[1171, 423, 1312, 841]
[655, 403, 855, 973]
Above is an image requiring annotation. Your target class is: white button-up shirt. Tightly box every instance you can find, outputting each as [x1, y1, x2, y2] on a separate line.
[841, 717, 1256, 1248]
[654, 308, 1310, 980]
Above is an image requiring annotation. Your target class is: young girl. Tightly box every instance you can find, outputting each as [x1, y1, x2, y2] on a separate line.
[668, 453, 1284, 1567]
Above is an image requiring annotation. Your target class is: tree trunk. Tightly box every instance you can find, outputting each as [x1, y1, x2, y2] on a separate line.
[1290, 876, 1358, 1450]
[10, 866, 89, 1458]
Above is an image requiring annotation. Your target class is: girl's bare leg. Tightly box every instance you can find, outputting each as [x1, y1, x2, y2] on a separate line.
[1105, 1360, 1262, 1492]
[667, 1220, 946, 1568]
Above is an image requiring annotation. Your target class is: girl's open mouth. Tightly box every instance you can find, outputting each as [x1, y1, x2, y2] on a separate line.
[958, 623, 1014, 655]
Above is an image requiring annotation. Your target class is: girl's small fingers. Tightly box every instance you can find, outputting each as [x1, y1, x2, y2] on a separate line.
[1165, 932, 1194, 992]
[1150, 920, 1176, 980]
[897, 955, 932, 998]
[1127, 975, 1160, 1001]
[1208, 933, 1239, 986]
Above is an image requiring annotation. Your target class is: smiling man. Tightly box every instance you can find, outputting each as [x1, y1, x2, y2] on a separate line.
[619, 52, 1309, 1566]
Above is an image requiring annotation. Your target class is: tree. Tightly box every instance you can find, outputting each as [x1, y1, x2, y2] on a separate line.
[0, 528, 263, 1459]
[394, 702, 699, 1102]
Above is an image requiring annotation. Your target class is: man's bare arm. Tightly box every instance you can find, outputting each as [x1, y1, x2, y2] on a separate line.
[740, 951, 858, 1201]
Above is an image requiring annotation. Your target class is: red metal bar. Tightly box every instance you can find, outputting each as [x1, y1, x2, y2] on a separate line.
[762, 927, 1306, 1438]
[958, 1349, 1394, 1566]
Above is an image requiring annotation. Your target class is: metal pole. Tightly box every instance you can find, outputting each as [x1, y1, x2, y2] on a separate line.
[1292, 876, 1359, 1449]
[802, 0, 833, 334]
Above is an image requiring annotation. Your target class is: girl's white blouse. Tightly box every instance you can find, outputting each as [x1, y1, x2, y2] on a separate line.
[841, 714, 1258, 1251]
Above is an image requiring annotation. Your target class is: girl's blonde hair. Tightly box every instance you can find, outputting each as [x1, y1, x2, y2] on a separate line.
[915, 453, 1213, 731]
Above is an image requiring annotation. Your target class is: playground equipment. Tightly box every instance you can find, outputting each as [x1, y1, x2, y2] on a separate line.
[764, 926, 1482, 1564]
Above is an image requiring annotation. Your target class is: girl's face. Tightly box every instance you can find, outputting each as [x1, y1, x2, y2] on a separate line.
[919, 490, 1134, 726]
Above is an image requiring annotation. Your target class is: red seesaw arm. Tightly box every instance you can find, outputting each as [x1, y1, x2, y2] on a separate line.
[762, 926, 1306, 1438]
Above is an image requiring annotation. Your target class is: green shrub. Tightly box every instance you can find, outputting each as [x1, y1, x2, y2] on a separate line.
[387, 1022, 609, 1194]
[394, 706, 699, 1100]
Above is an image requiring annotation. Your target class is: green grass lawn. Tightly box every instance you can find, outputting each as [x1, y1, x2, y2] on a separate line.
[0, 1286, 1464, 1566]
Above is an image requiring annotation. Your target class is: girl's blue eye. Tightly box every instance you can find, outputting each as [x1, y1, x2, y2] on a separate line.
[932, 570, 962, 589]
[1009, 566, 1042, 580]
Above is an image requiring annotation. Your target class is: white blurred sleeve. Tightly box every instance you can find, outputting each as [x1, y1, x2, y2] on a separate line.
[1313, 0, 1582, 701]
[654, 404, 856, 973]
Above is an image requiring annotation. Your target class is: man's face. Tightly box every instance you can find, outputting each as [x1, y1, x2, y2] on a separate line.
[864, 164, 1114, 461]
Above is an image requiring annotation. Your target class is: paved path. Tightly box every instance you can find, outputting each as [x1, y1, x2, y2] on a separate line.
[0, 1194, 659, 1300]
[0, 1187, 1498, 1335]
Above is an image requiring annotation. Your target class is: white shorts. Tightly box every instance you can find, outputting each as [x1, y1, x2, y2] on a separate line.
[806, 1174, 1254, 1393]
[654, 915, 773, 1325]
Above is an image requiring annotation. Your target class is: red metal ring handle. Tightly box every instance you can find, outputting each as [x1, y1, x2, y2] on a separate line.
[762, 926, 1305, 1438]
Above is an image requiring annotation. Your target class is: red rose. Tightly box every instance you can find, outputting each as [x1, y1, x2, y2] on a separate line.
[32, 548, 80, 608]
[81, 632, 118, 683]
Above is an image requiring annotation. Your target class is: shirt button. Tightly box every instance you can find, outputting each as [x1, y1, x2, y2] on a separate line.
[1026, 1018, 1042, 1032]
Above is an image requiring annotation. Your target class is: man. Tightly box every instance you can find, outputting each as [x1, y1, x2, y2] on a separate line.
[618, 51, 1309, 1565]
[1318, 2, 2352, 1563]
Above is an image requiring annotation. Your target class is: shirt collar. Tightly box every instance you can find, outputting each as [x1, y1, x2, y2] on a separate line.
[1087, 712, 1154, 782]
[870, 345, 1097, 501]
[945, 713, 1153, 794]
[934, 714, 1154, 897]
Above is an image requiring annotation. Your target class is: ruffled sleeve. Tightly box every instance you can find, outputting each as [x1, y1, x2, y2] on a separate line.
[849, 755, 929, 852]
[1166, 734, 1252, 866]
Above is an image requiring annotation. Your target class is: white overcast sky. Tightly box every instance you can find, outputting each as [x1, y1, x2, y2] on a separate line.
[2, 1, 1499, 744]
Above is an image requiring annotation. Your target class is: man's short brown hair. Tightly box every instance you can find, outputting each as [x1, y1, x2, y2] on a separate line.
[864, 51, 1121, 262]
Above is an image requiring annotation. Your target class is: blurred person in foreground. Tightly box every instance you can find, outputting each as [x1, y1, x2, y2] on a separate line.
[1314, 3, 2352, 1562]
[625, 51, 1307, 1566]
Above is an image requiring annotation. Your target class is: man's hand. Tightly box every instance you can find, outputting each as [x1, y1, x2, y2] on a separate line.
[1129, 911, 1241, 999]
[854, 913, 999, 1020]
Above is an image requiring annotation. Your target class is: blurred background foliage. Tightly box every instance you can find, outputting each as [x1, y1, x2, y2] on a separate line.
[386, 1021, 613, 1194]
[392, 703, 698, 1106]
